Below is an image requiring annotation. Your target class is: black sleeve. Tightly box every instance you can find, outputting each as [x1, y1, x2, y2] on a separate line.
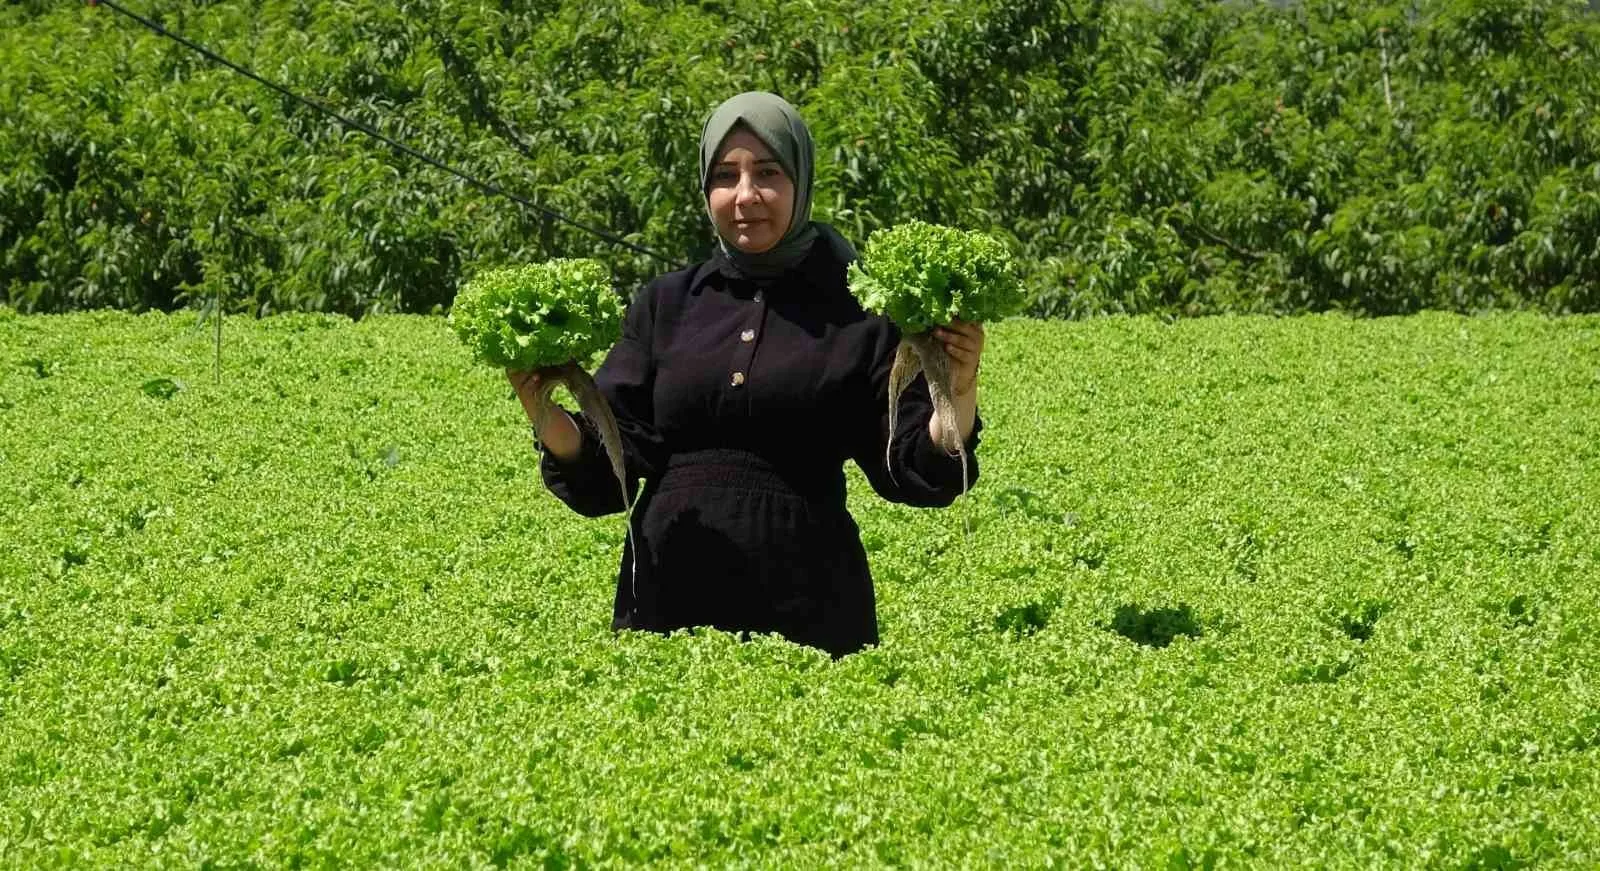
[850, 323, 983, 508]
[539, 284, 666, 517]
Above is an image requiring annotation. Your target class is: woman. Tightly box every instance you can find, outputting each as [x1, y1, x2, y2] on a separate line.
[507, 92, 987, 657]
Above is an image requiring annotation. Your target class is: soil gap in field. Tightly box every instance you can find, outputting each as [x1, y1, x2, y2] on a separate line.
[1107, 603, 1203, 648]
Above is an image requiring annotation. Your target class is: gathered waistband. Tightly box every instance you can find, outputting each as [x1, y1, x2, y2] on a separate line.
[656, 448, 845, 502]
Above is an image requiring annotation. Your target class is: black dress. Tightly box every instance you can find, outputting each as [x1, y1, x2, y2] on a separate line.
[539, 241, 983, 656]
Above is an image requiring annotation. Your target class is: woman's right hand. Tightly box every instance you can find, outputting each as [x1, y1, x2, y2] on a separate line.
[506, 367, 547, 401]
[506, 368, 583, 462]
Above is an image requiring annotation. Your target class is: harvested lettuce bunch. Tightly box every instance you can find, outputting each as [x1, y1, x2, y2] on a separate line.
[848, 220, 1023, 334]
[449, 259, 622, 370]
[848, 222, 1021, 497]
[450, 258, 632, 521]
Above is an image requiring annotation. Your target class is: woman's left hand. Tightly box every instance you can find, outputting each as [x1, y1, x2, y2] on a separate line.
[934, 320, 985, 396]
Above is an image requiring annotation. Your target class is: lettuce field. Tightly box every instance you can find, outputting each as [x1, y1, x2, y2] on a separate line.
[2, 309, 1598, 867]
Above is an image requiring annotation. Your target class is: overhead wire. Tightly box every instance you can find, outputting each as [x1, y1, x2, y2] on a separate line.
[84, 0, 689, 271]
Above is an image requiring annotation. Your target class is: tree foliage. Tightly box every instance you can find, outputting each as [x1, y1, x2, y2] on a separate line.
[1, 0, 1597, 317]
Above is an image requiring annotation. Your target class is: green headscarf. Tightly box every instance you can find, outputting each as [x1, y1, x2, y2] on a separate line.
[699, 91, 855, 279]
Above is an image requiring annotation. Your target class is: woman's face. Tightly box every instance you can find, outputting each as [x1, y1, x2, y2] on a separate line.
[707, 128, 795, 254]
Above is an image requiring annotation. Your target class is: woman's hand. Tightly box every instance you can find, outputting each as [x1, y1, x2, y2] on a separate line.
[928, 320, 984, 449]
[506, 367, 543, 397]
[506, 368, 582, 462]
[506, 367, 556, 416]
[934, 320, 985, 396]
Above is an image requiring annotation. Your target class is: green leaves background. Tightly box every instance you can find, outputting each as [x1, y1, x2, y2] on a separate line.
[3, 0, 1598, 318]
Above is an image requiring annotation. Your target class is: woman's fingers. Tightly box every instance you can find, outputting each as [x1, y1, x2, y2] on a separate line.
[934, 321, 983, 394]
[506, 368, 542, 395]
[943, 342, 976, 364]
[937, 321, 983, 340]
[933, 328, 971, 353]
[935, 322, 985, 356]
[934, 332, 965, 353]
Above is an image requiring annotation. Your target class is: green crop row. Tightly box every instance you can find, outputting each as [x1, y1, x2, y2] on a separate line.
[2, 309, 1598, 866]
[3, 0, 1599, 318]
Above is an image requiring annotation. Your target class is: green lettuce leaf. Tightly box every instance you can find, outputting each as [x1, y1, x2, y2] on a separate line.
[848, 221, 1023, 333]
[448, 259, 623, 370]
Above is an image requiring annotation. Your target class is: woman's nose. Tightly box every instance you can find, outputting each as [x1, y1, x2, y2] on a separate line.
[734, 173, 762, 205]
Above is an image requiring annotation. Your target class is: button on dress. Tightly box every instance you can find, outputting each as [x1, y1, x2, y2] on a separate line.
[539, 243, 983, 657]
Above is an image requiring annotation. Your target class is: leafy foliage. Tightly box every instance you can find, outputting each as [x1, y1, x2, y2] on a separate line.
[2, 0, 1597, 317]
[448, 259, 620, 370]
[3, 310, 1599, 865]
[848, 220, 1023, 333]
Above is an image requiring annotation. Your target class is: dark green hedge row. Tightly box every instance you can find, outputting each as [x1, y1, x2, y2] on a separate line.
[2, 0, 1597, 317]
